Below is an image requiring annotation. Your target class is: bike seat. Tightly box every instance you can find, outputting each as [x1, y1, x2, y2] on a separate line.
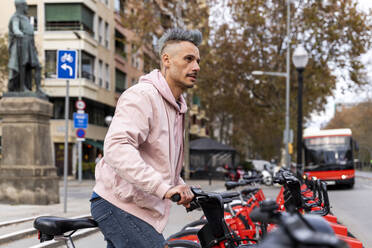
[241, 187, 259, 195]
[34, 216, 98, 236]
[225, 181, 239, 190]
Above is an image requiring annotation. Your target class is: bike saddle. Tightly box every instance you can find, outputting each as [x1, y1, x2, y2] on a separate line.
[241, 187, 259, 195]
[225, 181, 239, 190]
[34, 216, 97, 236]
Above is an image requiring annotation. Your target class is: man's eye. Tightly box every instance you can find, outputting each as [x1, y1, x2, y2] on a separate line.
[185, 56, 193, 62]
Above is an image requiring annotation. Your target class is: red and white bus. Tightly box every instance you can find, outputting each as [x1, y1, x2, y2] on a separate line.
[303, 128, 356, 188]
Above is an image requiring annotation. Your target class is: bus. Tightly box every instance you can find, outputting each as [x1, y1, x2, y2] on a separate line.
[303, 128, 356, 188]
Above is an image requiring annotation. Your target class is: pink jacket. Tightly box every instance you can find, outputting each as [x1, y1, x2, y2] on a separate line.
[93, 69, 187, 233]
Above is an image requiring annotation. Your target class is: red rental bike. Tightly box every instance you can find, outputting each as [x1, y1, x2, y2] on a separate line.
[166, 187, 348, 248]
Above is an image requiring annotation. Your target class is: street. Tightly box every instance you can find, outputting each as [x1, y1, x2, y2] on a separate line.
[0, 172, 372, 247]
[327, 172, 372, 247]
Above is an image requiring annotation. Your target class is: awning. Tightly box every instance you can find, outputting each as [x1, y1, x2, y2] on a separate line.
[84, 139, 103, 150]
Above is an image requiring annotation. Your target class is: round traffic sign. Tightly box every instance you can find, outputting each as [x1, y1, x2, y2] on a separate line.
[75, 100, 86, 110]
[76, 128, 86, 138]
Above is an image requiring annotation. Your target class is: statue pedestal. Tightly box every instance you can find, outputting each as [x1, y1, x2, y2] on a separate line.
[0, 96, 59, 204]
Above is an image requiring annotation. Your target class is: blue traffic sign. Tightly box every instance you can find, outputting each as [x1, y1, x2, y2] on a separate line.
[57, 50, 77, 79]
[73, 112, 88, 129]
[76, 128, 86, 138]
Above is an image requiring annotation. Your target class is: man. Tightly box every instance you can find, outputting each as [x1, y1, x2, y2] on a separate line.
[91, 28, 202, 248]
[8, 0, 42, 93]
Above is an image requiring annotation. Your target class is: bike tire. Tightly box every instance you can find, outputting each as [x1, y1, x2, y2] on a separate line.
[166, 228, 199, 241]
[181, 219, 208, 231]
[165, 240, 201, 248]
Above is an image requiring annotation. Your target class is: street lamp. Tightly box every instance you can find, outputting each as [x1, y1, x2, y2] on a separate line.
[73, 31, 83, 182]
[292, 45, 309, 177]
[251, 0, 292, 168]
[252, 70, 291, 168]
[105, 115, 113, 126]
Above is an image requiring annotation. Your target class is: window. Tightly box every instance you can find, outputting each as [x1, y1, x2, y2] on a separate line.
[98, 17, 103, 44]
[105, 64, 110, 89]
[114, 0, 125, 14]
[82, 51, 95, 82]
[105, 22, 109, 48]
[45, 3, 94, 35]
[143, 53, 155, 74]
[131, 44, 140, 69]
[28, 5, 38, 31]
[45, 50, 56, 78]
[115, 69, 127, 93]
[98, 60, 103, 87]
[115, 30, 126, 58]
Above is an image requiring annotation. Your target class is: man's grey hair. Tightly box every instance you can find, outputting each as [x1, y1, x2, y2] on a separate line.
[157, 28, 202, 58]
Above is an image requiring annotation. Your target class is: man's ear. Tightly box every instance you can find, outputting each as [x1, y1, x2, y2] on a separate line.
[162, 53, 171, 69]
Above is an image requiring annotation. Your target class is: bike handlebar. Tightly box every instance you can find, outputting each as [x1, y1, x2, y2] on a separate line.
[170, 187, 240, 212]
[170, 193, 181, 202]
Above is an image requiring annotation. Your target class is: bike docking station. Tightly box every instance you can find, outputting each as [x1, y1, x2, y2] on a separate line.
[163, 169, 364, 248]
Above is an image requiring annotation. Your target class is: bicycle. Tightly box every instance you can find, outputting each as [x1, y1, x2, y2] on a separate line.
[166, 188, 348, 248]
[34, 216, 97, 248]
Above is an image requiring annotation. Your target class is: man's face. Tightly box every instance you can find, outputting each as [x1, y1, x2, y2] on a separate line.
[163, 41, 200, 90]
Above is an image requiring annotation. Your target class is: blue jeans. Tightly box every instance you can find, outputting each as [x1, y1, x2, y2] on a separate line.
[91, 197, 166, 248]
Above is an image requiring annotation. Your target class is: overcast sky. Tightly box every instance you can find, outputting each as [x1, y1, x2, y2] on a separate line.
[307, 0, 372, 130]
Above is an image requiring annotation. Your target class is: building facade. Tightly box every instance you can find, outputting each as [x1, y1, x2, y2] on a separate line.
[0, 0, 149, 177]
[0, 0, 210, 177]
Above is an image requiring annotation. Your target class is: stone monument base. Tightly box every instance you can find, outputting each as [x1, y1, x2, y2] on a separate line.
[0, 96, 60, 205]
[0, 166, 59, 204]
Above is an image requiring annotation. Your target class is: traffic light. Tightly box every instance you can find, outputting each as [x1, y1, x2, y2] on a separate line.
[288, 143, 293, 154]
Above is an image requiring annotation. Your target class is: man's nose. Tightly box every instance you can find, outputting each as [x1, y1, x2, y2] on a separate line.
[192, 61, 200, 72]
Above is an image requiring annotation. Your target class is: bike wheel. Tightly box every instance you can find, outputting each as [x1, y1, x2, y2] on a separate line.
[181, 219, 207, 231]
[166, 228, 199, 242]
[165, 240, 201, 248]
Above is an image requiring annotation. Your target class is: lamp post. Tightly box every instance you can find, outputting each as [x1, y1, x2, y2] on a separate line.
[251, 0, 292, 168]
[73, 31, 83, 182]
[105, 115, 113, 126]
[252, 70, 291, 167]
[292, 45, 309, 177]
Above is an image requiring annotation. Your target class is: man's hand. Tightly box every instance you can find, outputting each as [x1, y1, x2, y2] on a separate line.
[164, 184, 194, 208]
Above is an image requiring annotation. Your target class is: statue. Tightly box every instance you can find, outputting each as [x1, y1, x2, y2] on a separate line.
[7, 0, 44, 94]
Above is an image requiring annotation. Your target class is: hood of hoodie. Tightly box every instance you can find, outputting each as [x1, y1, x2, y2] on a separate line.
[139, 69, 187, 114]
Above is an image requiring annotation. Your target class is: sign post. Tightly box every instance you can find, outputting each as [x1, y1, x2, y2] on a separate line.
[74, 99, 88, 182]
[57, 50, 77, 213]
[74, 101, 88, 182]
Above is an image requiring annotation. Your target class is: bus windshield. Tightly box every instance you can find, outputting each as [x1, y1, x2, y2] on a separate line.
[304, 136, 353, 170]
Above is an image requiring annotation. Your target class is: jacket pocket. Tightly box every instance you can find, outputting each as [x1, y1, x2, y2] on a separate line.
[113, 176, 134, 202]
[133, 188, 165, 217]
[96, 160, 116, 190]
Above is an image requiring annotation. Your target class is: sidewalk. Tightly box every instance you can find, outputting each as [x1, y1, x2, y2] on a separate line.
[0, 179, 95, 223]
[0, 179, 226, 223]
[355, 170, 372, 180]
